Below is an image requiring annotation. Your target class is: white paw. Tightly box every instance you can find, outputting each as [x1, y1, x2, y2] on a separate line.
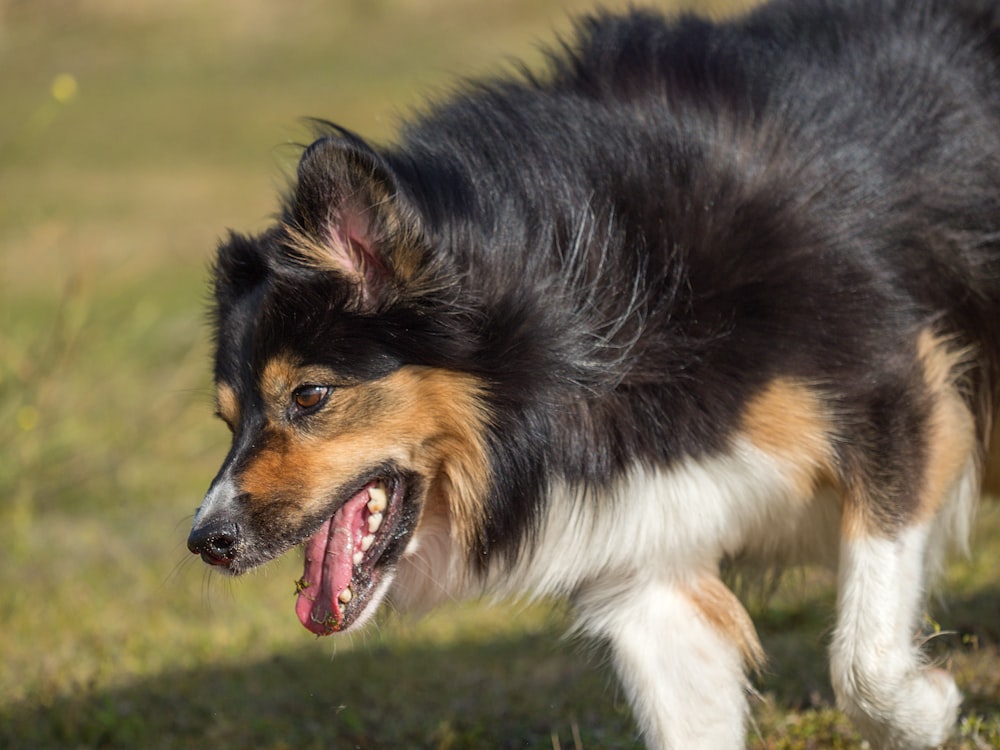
[844, 667, 961, 750]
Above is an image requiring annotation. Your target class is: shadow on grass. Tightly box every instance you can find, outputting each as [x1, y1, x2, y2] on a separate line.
[0, 626, 640, 750]
[3, 589, 996, 750]
[927, 587, 1000, 717]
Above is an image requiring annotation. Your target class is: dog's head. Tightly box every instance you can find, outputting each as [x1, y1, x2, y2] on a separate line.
[187, 134, 491, 635]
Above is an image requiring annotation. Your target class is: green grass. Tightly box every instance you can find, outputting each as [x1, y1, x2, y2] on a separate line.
[1, 1, 997, 748]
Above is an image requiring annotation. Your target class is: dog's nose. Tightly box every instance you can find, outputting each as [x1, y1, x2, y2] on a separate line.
[187, 519, 240, 566]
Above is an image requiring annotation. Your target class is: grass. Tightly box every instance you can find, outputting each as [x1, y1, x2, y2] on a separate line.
[1, 1, 997, 748]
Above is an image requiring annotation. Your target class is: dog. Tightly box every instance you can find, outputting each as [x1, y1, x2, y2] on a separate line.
[187, 0, 1000, 746]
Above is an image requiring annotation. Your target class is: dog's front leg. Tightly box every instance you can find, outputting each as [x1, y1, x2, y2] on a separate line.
[577, 574, 762, 750]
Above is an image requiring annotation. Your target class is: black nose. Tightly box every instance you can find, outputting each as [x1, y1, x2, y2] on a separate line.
[187, 519, 240, 566]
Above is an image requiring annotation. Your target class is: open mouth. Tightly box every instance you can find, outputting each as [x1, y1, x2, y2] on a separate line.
[294, 476, 414, 635]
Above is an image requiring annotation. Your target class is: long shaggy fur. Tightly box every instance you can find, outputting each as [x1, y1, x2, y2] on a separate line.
[189, 1, 1000, 747]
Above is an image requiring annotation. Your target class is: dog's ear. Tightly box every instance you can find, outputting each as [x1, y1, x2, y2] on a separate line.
[285, 133, 423, 309]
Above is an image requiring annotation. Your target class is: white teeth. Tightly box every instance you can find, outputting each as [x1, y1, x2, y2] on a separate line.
[367, 484, 387, 514]
[346, 483, 387, 582]
[338, 586, 353, 604]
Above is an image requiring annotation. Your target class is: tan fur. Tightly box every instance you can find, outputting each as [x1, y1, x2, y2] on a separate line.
[238, 361, 491, 551]
[282, 210, 426, 301]
[684, 577, 765, 672]
[216, 383, 240, 429]
[740, 378, 836, 499]
[259, 356, 304, 406]
[915, 330, 977, 521]
[282, 223, 351, 277]
[239, 430, 309, 501]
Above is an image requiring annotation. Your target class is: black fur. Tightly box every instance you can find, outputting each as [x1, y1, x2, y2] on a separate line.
[196, 1, 1000, 744]
[216, 0, 1000, 556]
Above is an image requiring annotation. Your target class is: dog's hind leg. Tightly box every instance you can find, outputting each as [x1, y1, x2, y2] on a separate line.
[577, 574, 763, 750]
[830, 520, 964, 749]
[830, 337, 978, 749]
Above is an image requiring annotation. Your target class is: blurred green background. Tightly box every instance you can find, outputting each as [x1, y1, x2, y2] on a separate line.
[1, 1, 997, 748]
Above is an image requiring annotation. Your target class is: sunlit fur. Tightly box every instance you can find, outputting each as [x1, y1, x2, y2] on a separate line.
[189, 0, 1000, 747]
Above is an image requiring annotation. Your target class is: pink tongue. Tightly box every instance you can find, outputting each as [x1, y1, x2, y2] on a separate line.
[295, 487, 371, 635]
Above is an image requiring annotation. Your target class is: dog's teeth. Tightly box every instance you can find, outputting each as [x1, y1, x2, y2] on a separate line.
[361, 534, 375, 552]
[338, 587, 353, 604]
[367, 485, 387, 514]
[367, 512, 383, 533]
[352, 550, 364, 565]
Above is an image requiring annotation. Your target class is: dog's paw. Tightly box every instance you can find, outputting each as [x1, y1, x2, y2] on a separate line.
[845, 667, 961, 750]
[913, 668, 963, 745]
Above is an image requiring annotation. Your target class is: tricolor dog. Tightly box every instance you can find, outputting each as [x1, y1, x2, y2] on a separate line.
[188, 0, 1000, 746]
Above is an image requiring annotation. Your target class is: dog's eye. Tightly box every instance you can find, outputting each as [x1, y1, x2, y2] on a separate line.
[292, 385, 331, 413]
